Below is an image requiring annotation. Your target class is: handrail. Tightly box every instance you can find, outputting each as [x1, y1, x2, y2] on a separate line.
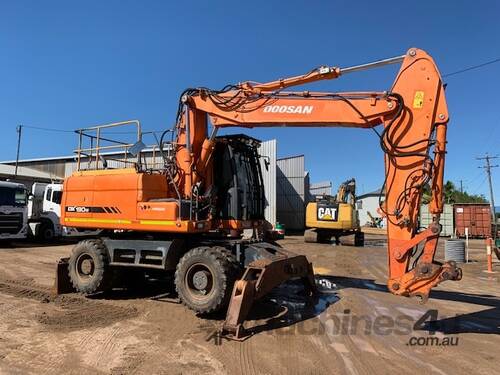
[74, 120, 142, 171]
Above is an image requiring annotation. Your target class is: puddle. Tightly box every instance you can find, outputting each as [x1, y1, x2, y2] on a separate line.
[264, 277, 340, 324]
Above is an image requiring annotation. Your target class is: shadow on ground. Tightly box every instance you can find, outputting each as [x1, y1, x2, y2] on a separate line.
[318, 274, 500, 335]
[88, 276, 340, 338]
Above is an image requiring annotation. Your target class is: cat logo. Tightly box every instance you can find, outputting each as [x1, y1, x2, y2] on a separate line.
[317, 205, 338, 221]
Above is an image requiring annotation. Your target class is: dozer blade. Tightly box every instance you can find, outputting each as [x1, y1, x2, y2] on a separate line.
[221, 252, 317, 340]
[54, 257, 75, 294]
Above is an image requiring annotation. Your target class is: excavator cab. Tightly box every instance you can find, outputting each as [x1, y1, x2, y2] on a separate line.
[213, 135, 265, 223]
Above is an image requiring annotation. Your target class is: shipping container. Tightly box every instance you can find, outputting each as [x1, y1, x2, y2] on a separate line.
[276, 155, 306, 230]
[420, 204, 453, 236]
[454, 203, 491, 238]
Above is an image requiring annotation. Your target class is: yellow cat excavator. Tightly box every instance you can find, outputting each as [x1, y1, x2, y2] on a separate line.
[305, 178, 364, 245]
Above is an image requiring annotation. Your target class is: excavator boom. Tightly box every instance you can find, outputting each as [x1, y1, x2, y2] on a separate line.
[180, 48, 461, 303]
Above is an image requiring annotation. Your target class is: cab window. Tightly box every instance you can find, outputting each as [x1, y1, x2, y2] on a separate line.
[52, 191, 62, 204]
[46, 188, 52, 201]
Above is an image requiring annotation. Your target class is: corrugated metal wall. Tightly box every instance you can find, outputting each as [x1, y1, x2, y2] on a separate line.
[420, 204, 453, 236]
[259, 140, 277, 227]
[277, 155, 305, 230]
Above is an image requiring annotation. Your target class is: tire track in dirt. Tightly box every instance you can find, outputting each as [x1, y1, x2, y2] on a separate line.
[0, 277, 139, 332]
[0, 295, 72, 374]
[238, 339, 257, 375]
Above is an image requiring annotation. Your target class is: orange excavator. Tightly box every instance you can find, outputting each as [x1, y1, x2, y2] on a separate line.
[56, 48, 461, 339]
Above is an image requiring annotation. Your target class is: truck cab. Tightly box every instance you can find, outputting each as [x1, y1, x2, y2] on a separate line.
[0, 181, 29, 240]
[28, 182, 64, 240]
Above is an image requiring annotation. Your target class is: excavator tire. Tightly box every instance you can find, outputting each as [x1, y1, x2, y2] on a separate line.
[175, 246, 240, 314]
[68, 239, 113, 294]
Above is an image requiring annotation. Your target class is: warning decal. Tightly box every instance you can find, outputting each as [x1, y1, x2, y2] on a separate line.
[413, 91, 425, 109]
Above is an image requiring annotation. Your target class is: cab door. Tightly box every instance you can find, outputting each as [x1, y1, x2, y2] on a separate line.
[43, 184, 62, 216]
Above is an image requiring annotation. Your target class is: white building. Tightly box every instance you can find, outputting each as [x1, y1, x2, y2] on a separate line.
[356, 188, 386, 228]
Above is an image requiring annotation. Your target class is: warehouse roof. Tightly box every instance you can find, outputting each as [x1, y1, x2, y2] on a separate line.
[0, 147, 164, 165]
[0, 164, 56, 181]
[357, 188, 385, 200]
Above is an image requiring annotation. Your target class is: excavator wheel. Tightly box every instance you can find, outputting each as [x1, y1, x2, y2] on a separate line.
[68, 239, 113, 294]
[175, 246, 240, 314]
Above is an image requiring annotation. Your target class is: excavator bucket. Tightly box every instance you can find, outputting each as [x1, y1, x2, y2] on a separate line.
[54, 257, 75, 294]
[221, 248, 317, 340]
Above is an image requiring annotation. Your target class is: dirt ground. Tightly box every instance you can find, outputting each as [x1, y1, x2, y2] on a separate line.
[0, 234, 498, 375]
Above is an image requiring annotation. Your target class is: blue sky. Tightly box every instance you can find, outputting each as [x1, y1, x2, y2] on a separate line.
[1, 1, 499, 200]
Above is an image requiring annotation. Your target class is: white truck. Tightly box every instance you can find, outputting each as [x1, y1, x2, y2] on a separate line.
[0, 181, 98, 241]
[28, 182, 65, 240]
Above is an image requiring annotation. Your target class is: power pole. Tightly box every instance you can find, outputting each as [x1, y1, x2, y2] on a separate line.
[477, 154, 498, 239]
[459, 179, 463, 193]
[15, 125, 23, 177]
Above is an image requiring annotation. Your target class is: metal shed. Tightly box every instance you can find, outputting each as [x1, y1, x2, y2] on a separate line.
[356, 188, 386, 228]
[276, 155, 306, 230]
[258, 140, 277, 227]
[309, 181, 332, 197]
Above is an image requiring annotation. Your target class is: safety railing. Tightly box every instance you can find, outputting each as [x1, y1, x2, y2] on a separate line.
[75, 120, 144, 171]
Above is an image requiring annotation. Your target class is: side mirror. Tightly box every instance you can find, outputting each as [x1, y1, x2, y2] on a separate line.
[28, 194, 34, 201]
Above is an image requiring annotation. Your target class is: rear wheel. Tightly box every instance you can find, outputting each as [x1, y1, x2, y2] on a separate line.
[175, 246, 240, 314]
[68, 239, 112, 294]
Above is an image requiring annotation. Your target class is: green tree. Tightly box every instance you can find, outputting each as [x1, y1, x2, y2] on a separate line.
[421, 181, 487, 204]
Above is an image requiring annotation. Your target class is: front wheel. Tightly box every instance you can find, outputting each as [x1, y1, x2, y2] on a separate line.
[175, 246, 240, 314]
[68, 239, 112, 294]
[39, 222, 55, 242]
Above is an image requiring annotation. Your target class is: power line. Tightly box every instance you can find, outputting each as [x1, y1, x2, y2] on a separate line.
[23, 125, 74, 133]
[471, 175, 488, 194]
[443, 57, 500, 78]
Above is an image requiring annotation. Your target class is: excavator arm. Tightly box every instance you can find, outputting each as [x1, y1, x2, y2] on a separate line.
[176, 48, 461, 306]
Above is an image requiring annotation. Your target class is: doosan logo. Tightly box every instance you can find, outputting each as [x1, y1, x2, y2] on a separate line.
[263, 105, 314, 114]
